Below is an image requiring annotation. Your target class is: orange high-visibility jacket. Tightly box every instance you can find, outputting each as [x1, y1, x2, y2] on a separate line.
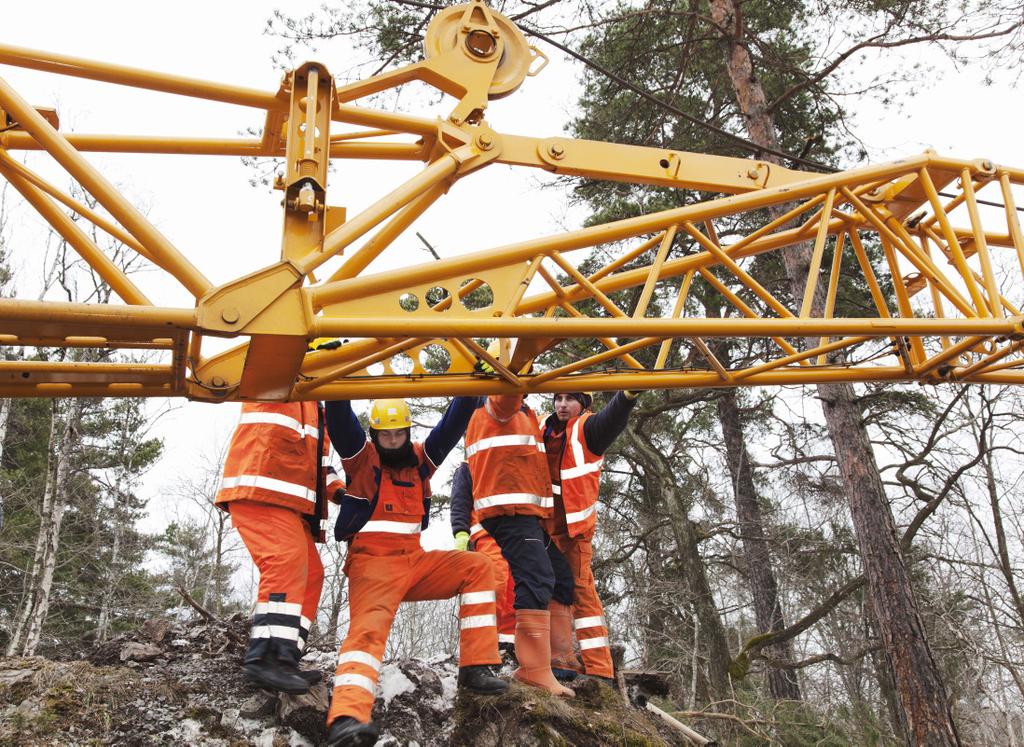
[215, 402, 343, 541]
[465, 395, 552, 520]
[546, 411, 603, 539]
[343, 440, 434, 550]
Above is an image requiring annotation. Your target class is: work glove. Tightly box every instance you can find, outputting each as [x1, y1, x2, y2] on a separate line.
[474, 358, 497, 375]
[454, 531, 470, 551]
[624, 390, 640, 400]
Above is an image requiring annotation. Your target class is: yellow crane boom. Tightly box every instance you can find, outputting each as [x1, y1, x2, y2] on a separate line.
[0, 0, 1022, 401]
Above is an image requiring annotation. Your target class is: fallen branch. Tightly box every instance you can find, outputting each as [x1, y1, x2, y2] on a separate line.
[645, 702, 717, 746]
[175, 584, 245, 645]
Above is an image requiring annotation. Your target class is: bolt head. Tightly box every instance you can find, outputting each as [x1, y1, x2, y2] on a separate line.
[477, 134, 493, 150]
[549, 144, 565, 159]
[220, 307, 240, 324]
[210, 376, 226, 388]
[747, 167, 760, 179]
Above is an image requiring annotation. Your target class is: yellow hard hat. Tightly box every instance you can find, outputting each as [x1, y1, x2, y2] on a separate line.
[309, 337, 340, 351]
[369, 398, 412, 430]
[486, 339, 503, 358]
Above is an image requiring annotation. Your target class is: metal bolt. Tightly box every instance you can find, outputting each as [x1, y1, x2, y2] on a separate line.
[982, 160, 994, 171]
[747, 167, 760, 179]
[477, 134, 493, 150]
[210, 376, 226, 388]
[549, 143, 565, 159]
[220, 307, 240, 324]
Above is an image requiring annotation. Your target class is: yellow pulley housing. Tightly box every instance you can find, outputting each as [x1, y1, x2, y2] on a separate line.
[423, 1, 539, 100]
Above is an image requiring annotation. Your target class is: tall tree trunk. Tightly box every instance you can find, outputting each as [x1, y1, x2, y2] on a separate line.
[7, 397, 83, 656]
[95, 520, 121, 643]
[707, 1, 960, 742]
[716, 389, 801, 700]
[627, 423, 734, 699]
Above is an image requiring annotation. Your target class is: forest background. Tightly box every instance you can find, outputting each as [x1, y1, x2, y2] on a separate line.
[1, 0, 1024, 744]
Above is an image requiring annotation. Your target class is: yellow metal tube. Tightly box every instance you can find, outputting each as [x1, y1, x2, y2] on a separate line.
[332, 102, 437, 137]
[816, 231, 845, 363]
[0, 77, 212, 298]
[0, 163, 150, 306]
[325, 182, 447, 284]
[632, 225, 676, 318]
[735, 335, 873, 382]
[800, 189, 836, 318]
[0, 151, 155, 264]
[0, 42, 282, 110]
[961, 169, 1003, 319]
[303, 151, 462, 279]
[1, 132, 272, 156]
[917, 168, 989, 317]
[314, 314, 1023, 339]
[914, 335, 986, 377]
[655, 270, 694, 370]
[530, 336, 664, 385]
[0, 298, 194, 328]
[549, 251, 628, 318]
[1000, 172, 1024, 277]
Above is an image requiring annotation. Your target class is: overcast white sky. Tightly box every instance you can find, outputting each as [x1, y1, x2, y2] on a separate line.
[1, 1, 1021, 542]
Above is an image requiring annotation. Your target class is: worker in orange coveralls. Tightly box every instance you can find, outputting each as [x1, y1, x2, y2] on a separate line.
[323, 397, 507, 747]
[465, 354, 576, 698]
[216, 399, 344, 694]
[450, 462, 517, 653]
[541, 390, 638, 684]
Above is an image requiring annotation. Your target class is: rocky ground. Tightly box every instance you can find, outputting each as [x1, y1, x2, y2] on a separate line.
[0, 616, 696, 746]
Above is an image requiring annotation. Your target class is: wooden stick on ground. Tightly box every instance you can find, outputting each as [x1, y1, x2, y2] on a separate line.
[645, 701, 717, 746]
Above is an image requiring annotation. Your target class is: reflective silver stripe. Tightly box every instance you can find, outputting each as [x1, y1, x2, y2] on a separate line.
[475, 493, 553, 510]
[239, 411, 318, 438]
[333, 673, 376, 693]
[326, 473, 343, 486]
[250, 625, 300, 641]
[579, 635, 610, 650]
[300, 615, 313, 631]
[460, 590, 496, 606]
[321, 456, 332, 466]
[460, 614, 497, 629]
[297, 637, 306, 652]
[254, 600, 302, 617]
[569, 417, 586, 468]
[551, 483, 561, 495]
[498, 633, 516, 643]
[561, 460, 603, 480]
[359, 520, 421, 534]
[470, 523, 484, 536]
[565, 504, 597, 526]
[320, 519, 330, 530]
[338, 651, 382, 672]
[574, 615, 605, 630]
[220, 474, 315, 503]
[465, 434, 541, 457]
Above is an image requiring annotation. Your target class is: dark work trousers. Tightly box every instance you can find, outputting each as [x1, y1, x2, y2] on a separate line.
[481, 514, 574, 610]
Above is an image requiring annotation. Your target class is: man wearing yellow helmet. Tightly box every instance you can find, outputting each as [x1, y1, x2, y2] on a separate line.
[322, 394, 505, 747]
[540, 389, 638, 685]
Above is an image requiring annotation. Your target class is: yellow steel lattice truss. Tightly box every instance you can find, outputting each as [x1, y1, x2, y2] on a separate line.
[0, 1, 1023, 401]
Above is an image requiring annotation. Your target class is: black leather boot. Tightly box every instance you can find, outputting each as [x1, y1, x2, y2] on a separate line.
[298, 668, 324, 685]
[243, 654, 311, 695]
[326, 716, 379, 747]
[457, 665, 509, 694]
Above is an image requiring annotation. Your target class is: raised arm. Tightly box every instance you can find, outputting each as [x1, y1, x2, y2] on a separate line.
[424, 395, 480, 467]
[324, 400, 368, 459]
[450, 462, 474, 537]
[582, 391, 638, 456]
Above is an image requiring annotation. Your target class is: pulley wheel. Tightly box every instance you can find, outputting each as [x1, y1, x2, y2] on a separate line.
[423, 3, 534, 99]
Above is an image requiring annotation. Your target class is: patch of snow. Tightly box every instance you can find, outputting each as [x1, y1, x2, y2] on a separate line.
[375, 734, 401, 746]
[171, 639, 189, 647]
[377, 664, 416, 706]
[287, 728, 315, 746]
[162, 718, 223, 745]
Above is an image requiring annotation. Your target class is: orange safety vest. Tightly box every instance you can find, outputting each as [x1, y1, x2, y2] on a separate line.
[215, 402, 342, 541]
[345, 441, 434, 550]
[547, 411, 603, 539]
[465, 396, 552, 521]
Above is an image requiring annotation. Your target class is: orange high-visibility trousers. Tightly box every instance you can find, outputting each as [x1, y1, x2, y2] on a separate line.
[473, 533, 516, 645]
[550, 533, 613, 679]
[230, 500, 325, 665]
[328, 546, 501, 725]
